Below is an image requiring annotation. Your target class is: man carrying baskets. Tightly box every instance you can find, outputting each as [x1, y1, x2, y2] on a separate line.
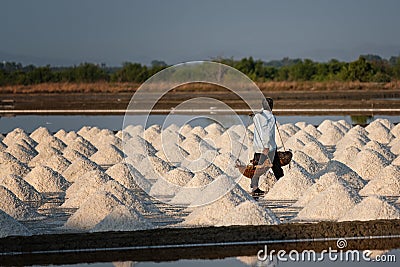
[249, 98, 284, 196]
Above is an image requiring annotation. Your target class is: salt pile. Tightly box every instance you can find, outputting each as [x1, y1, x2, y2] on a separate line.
[359, 165, 400, 196]
[2, 128, 37, 148]
[365, 120, 394, 144]
[44, 153, 71, 173]
[293, 172, 349, 207]
[333, 146, 361, 165]
[170, 172, 214, 205]
[191, 175, 250, 207]
[318, 124, 345, 146]
[393, 156, 400, 166]
[205, 123, 225, 137]
[150, 168, 194, 196]
[90, 204, 155, 232]
[90, 144, 125, 165]
[156, 143, 189, 163]
[24, 165, 70, 193]
[67, 136, 97, 157]
[292, 130, 317, 145]
[283, 137, 305, 151]
[391, 123, 400, 137]
[0, 209, 32, 238]
[144, 125, 162, 144]
[0, 186, 40, 220]
[364, 141, 396, 161]
[148, 156, 173, 176]
[6, 143, 37, 164]
[35, 136, 66, 152]
[301, 141, 332, 163]
[62, 147, 86, 162]
[339, 196, 400, 222]
[216, 200, 279, 226]
[105, 162, 151, 192]
[30, 146, 63, 167]
[62, 156, 101, 182]
[280, 123, 300, 136]
[302, 124, 322, 139]
[123, 125, 144, 138]
[0, 152, 31, 177]
[123, 135, 157, 156]
[291, 151, 321, 175]
[182, 176, 254, 225]
[335, 134, 368, 151]
[348, 149, 389, 180]
[314, 160, 366, 190]
[295, 181, 361, 221]
[264, 163, 314, 200]
[390, 138, 400, 155]
[64, 191, 153, 231]
[63, 169, 111, 208]
[0, 141, 7, 152]
[0, 174, 43, 202]
[30, 127, 52, 142]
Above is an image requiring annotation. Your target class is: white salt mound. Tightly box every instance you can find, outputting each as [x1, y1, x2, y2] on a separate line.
[0, 158, 31, 178]
[0, 186, 40, 221]
[64, 191, 123, 230]
[106, 162, 151, 192]
[280, 123, 300, 136]
[0, 209, 32, 238]
[90, 144, 125, 165]
[123, 135, 157, 156]
[295, 181, 361, 221]
[67, 137, 97, 157]
[302, 124, 322, 139]
[169, 172, 214, 205]
[90, 204, 155, 232]
[364, 141, 395, 161]
[216, 200, 279, 226]
[30, 127, 52, 142]
[0, 174, 42, 202]
[62, 147, 86, 162]
[318, 124, 344, 146]
[314, 160, 366, 190]
[391, 123, 400, 137]
[36, 136, 66, 152]
[63, 169, 112, 207]
[3, 128, 37, 147]
[0, 141, 7, 152]
[25, 166, 70, 193]
[30, 146, 63, 167]
[144, 125, 162, 143]
[339, 196, 400, 222]
[62, 156, 101, 183]
[284, 137, 305, 151]
[44, 153, 71, 173]
[293, 172, 349, 207]
[6, 143, 37, 164]
[264, 163, 314, 200]
[91, 180, 160, 214]
[348, 149, 389, 180]
[359, 165, 400, 196]
[292, 150, 321, 174]
[366, 121, 394, 144]
[182, 178, 253, 225]
[390, 138, 400, 155]
[333, 146, 361, 165]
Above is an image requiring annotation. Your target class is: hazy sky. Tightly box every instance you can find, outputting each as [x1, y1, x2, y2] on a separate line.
[1, 0, 400, 66]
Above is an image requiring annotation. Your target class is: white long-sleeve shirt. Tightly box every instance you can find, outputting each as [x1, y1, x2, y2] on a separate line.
[253, 109, 277, 155]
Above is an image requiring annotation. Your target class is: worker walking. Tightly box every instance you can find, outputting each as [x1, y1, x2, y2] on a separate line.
[250, 98, 284, 196]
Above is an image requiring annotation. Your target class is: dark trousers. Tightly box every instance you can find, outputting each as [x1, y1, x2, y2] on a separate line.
[253, 150, 284, 180]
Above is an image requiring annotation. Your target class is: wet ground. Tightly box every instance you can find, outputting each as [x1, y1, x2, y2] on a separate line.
[1, 89, 400, 114]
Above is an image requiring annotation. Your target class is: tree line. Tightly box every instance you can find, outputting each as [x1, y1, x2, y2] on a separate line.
[1, 55, 400, 86]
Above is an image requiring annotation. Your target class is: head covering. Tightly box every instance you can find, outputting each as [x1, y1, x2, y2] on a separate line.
[262, 98, 273, 111]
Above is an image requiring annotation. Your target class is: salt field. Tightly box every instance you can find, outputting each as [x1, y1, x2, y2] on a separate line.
[0, 118, 400, 239]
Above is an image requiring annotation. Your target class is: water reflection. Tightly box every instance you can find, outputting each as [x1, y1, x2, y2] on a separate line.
[0, 114, 399, 133]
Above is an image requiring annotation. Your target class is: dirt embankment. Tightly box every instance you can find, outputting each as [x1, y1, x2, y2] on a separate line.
[1, 219, 400, 266]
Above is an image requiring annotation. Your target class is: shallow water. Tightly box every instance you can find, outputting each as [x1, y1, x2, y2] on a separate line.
[0, 114, 399, 133]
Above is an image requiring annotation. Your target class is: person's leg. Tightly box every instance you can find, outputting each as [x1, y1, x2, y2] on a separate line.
[250, 153, 262, 191]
